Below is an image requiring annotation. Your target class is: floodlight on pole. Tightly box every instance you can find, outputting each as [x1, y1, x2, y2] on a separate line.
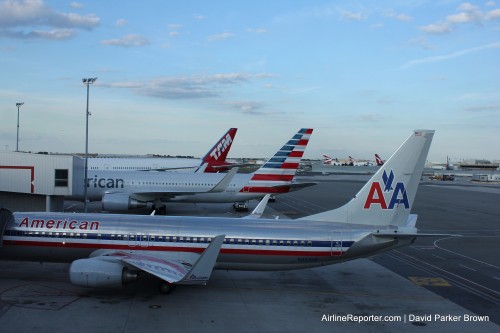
[15, 102, 24, 152]
[82, 77, 97, 212]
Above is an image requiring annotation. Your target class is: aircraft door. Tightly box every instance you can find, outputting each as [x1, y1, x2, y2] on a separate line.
[331, 231, 342, 256]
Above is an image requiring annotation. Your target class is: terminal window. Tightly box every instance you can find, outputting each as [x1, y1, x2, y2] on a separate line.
[55, 169, 69, 187]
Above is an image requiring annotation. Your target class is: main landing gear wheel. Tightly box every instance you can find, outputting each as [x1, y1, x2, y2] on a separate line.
[159, 281, 176, 294]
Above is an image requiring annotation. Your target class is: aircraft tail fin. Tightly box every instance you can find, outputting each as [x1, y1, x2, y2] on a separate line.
[300, 130, 434, 227]
[201, 128, 237, 173]
[240, 128, 313, 194]
[375, 154, 384, 166]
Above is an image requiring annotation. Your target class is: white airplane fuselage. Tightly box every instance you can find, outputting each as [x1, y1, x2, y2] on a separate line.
[75, 170, 278, 203]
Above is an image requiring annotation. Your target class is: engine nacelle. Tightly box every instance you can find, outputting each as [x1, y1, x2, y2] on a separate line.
[69, 258, 138, 288]
[102, 192, 147, 211]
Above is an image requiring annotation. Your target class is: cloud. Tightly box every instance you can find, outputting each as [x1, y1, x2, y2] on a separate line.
[105, 73, 274, 100]
[384, 9, 412, 22]
[70, 2, 83, 9]
[401, 42, 500, 69]
[168, 24, 182, 30]
[419, 2, 491, 35]
[340, 10, 367, 21]
[101, 34, 150, 47]
[247, 28, 268, 34]
[116, 18, 128, 26]
[0, 0, 99, 40]
[223, 101, 267, 114]
[194, 14, 205, 20]
[207, 32, 235, 42]
[486, 8, 500, 20]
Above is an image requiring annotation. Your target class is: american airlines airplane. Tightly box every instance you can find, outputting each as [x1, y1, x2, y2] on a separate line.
[0, 130, 437, 294]
[87, 128, 238, 173]
[72, 129, 314, 213]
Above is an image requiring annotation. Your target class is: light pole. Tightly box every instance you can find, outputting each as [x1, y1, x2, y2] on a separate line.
[15, 102, 24, 152]
[82, 77, 97, 212]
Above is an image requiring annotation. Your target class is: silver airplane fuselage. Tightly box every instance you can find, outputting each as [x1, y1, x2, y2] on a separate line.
[0, 212, 409, 271]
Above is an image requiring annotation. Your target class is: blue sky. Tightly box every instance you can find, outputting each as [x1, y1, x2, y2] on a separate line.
[0, 0, 499, 162]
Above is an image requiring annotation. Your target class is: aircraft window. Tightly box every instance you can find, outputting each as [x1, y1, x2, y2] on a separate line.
[307, 241, 312, 247]
[286, 240, 291, 246]
[179, 237, 184, 242]
[172, 236, 177, 242]
[199, 237, 205, 243]
[62, 233, 67, 238]
[251, 239, 256, 245]
[230, 239, 234, 244]
[244, 239, 249, 245]
[258, 240, 263, 245]
[293, 241, 298, 246]
[157, 236, 163, 242]
[272, 240, 277, 246]
[47, 232, 52, 237]
[300, 241, 305, 246]
[34, 232, 40, 237]
[279, 240, 284, 246]
[207, 237, 212, 243]
[76, 233, 81, 239]
[69, 233, 74, 238]
[150, 236, 156, 242]
[111, 234, 115, 240]
[117, 235, 122, 241]
[142, 235, 147, 241]
[192, 237, 197, 243]
[186, 237, 191, 243]
[265, 240, 270, 245]
[123, 235, 128, 241]
[237, 239, 242, 244]
[97, 234, 101, 240]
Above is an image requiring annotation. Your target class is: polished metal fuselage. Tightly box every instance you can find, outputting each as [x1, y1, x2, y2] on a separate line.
[0, 212, 409, 271]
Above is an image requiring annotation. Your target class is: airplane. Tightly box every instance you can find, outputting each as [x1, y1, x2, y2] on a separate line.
[349, 156, 374, 166]
[87, 128, 238, 173]
[70, 129, 314, 214]
[322, 154, 341, 166]
[0, 129, 440, 294]
[375, 154, 384, 166]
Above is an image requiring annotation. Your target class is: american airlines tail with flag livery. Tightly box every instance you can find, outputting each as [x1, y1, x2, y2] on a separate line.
[240, 128, 312, 194]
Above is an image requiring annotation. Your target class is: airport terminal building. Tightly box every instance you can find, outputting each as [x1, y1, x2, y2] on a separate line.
[0, 152, 84, 212]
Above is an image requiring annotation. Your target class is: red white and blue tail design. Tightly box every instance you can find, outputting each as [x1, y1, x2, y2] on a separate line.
[240, 128, 313, 194]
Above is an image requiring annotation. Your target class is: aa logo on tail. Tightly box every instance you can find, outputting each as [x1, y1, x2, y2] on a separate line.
[363, 170, 409, 209]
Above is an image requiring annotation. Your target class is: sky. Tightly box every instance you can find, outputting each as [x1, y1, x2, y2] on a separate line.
[0, 0, 499, 163]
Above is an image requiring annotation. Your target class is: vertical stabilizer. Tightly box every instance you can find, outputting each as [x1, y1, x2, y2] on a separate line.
[240, 128, 313, 194]
[201, 128, 237, 173]
[300, 130, 434, 226]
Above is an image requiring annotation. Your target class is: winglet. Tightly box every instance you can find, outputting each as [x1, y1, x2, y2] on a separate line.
[208, 167, 238, 193]
[243, 194, 270, 219]
[180, 235, 225, 284]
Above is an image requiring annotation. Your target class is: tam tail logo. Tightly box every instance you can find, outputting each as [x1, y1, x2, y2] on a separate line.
[363, 170, 409, 209]
[209, 133, 233, 161]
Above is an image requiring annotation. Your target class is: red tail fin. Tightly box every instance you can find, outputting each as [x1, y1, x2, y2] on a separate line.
[375, 154, 384, 166]
[201, 128, 237, 173]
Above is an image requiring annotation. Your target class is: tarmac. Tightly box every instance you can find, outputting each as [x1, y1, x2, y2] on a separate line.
[0, 175, 498, 333]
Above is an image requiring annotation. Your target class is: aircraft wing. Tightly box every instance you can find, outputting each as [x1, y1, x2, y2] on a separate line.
[106, 167, 239, 201]
[110, 235, 225, 285]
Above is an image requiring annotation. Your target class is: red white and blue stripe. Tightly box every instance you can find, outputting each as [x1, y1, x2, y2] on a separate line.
[240, 128, 313, 193]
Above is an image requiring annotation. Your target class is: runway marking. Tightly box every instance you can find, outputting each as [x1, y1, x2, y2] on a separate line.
[493, 277, 500, 281]
[434, 236, 500, 270]
[459, 264, 477, 272]
[432, 254, 446, 260]
[412, 246, 436, 251]
[409, 277, 451, 287]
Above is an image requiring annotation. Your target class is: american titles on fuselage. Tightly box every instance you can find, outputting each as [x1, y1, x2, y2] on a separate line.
[19, 217, 100, 230]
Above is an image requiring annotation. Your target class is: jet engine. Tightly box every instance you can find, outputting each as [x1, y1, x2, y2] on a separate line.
[102, 192, 147, 211]
[69, 258, 138, 288]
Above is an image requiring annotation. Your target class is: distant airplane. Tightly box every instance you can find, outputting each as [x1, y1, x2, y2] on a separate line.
[71, 129, 314, 214]
[322, 154, 341, 166]
[0, 130, 439, 294]
[375, 154, 384, 166]
[87, 128, 238, 173]
[348, 156, 374, 166]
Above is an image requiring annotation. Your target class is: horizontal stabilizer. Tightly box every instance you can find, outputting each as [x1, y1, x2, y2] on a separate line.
[208, 167, 238, 193]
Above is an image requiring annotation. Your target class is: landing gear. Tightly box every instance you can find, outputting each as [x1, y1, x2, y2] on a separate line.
[152, 202, 167, 215]
[233, 201, 249, 211]
[159, 281, 176, 294]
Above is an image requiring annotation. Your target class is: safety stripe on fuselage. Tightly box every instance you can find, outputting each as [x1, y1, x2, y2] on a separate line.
[3, 239, 345, 257]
